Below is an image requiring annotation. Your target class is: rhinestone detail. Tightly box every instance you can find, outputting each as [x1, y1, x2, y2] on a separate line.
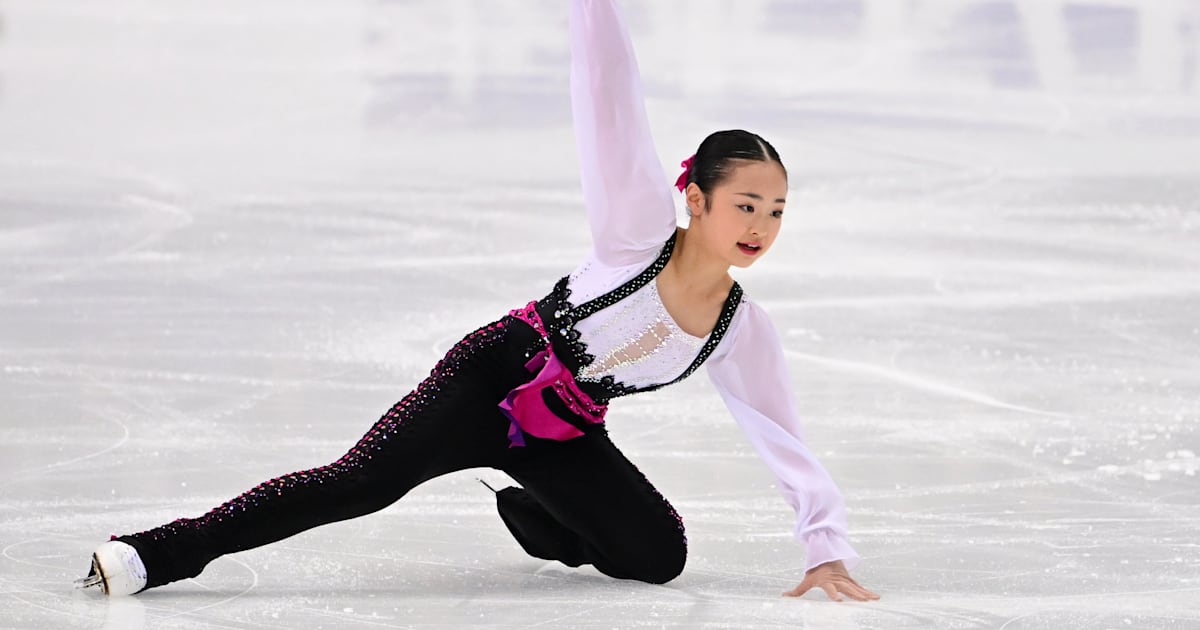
[126, 318, 513, 544]
[544, 232, 743, 401]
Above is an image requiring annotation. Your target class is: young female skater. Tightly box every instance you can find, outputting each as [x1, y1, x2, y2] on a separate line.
[76, 0, 878, 603]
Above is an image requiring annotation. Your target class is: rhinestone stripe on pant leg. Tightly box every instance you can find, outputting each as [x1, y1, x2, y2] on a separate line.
[115, 317, 527, 591]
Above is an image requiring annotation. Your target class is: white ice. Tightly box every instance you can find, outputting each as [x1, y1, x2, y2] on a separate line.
[2, 1, 1199, 628]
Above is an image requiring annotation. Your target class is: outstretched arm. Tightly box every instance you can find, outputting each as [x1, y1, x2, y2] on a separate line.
[706, 301, 878, 602]
[569, 0, 678, 267]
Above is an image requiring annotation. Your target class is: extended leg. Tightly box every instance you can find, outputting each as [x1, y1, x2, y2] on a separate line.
[102, 318, 522, 592]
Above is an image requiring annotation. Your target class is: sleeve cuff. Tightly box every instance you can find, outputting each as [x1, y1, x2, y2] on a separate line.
[801, 528, 862, 573]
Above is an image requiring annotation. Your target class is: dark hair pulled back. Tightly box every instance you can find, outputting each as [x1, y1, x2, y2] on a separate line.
[682, 129, 786, 203]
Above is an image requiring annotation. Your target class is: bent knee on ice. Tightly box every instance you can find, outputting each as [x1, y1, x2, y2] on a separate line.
[608, 533, 687, 585]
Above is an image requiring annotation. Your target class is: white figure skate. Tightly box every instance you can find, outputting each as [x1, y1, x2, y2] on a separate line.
[73, 540, 147, 596]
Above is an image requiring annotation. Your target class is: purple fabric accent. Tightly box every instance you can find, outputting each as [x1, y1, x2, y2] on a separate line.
[503, 301, 608, 447]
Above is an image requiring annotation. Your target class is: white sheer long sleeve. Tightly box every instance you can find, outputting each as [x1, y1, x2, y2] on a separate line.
[706, 299, 862, 573]
[569, 0, 678, 267]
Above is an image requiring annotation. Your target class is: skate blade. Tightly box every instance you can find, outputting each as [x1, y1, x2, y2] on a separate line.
[73, 554, 107, 593]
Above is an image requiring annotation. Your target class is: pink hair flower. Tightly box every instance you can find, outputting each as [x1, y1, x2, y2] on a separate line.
[674, 154, 696, 192]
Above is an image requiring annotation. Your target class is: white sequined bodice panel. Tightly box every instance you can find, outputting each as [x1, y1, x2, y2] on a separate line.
[564, 251, 711, 389]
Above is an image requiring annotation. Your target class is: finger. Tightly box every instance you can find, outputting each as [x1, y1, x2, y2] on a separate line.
[831, 580, 868, 602]
[848, 585, 873, 601]
[854, 586, 880, 601]
[849, 581, 880, 600]
[836, 583, 863, 602]
[844, 576, 880, 600]
[821, 583, 843, 602]
[782, 582, 810, 597]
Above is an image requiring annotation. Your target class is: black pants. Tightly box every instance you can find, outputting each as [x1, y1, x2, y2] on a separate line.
[117, 315, 687, 591]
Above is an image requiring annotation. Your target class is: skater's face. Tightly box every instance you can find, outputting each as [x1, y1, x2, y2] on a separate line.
[685, 160, 786, 268]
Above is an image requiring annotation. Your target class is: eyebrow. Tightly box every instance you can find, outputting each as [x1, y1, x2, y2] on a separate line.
[736, 192, 787, 204]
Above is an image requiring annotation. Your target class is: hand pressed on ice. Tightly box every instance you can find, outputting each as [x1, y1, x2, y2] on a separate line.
[783, 559, 879, 602]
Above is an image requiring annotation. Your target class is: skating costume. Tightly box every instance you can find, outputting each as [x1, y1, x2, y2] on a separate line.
[100, 0, 860, 592]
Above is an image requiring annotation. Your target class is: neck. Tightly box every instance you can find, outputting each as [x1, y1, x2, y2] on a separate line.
[667, 228, 731, 297]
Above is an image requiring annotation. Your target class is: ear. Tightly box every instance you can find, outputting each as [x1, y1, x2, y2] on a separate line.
[684, 182, 706, 214]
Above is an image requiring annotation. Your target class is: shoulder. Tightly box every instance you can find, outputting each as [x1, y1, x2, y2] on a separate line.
[711, 289, 780, 361]
[730, 287, 766, 326]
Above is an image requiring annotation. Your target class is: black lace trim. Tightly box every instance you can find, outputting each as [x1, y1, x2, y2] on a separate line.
[547, 275, 595, 367]
[537, 232, 743, 403]
[572, 232, 679, 320]
[638, 282, 742, 395]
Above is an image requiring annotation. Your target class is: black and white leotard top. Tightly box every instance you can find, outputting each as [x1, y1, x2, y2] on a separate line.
[546, 0, 861, 573]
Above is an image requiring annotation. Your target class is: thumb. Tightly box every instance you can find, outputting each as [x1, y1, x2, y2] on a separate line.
[782, 577, 812, 597]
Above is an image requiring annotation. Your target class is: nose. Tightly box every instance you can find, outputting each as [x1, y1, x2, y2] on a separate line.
[750, 215, 771, 239]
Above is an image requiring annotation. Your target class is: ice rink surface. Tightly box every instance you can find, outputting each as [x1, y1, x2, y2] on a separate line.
[2, 0, 1199, 628]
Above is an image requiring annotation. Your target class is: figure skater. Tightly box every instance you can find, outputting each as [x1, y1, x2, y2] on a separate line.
[76, 0, 879, 603]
